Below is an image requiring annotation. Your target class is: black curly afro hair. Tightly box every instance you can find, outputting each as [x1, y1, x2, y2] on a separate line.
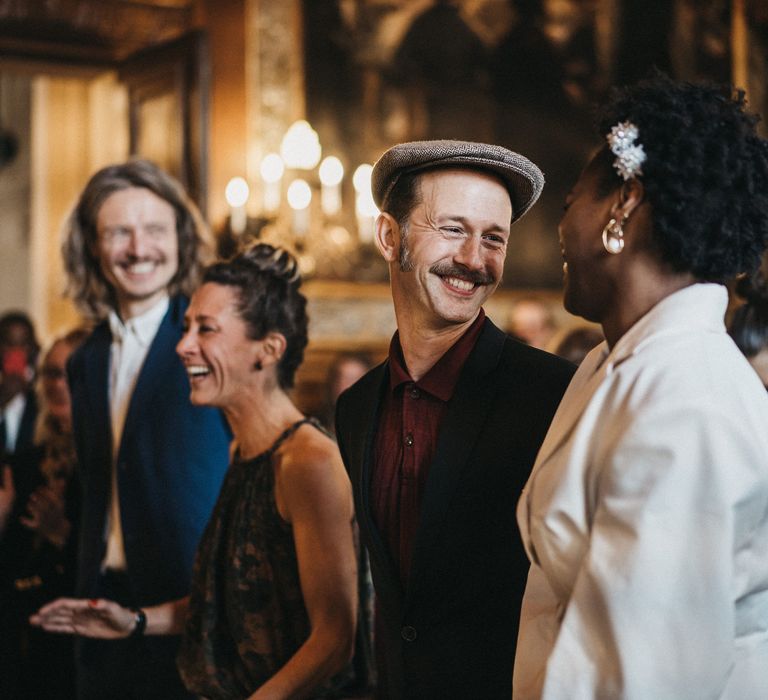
[594, 71, 768, 283]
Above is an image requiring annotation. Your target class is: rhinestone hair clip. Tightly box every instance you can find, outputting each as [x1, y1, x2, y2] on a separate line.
[606, 121, 646, 180]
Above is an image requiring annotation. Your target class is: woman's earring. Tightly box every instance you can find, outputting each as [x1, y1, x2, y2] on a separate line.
[254, 360, 263, 371]
[601, 216, 625, 254]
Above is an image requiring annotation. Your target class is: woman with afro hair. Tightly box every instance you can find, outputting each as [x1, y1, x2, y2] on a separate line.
[514, 73, 768, 699]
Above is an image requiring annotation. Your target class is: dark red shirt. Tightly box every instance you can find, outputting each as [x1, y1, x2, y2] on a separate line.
[371, 310, 486, 588]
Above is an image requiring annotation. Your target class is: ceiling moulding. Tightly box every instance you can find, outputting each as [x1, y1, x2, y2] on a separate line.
[0, 0, 195, 64]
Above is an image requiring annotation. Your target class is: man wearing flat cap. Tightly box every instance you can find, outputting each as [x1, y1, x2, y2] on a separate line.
[335, 140, 574, 699]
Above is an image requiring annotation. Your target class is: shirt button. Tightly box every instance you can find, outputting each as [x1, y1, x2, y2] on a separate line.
[409, 387, 420, 400]
[401, 625, 417, 642]
[404, 433, 414, 447]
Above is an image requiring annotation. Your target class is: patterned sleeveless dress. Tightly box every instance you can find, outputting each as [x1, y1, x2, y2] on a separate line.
[177, 417, 352, 699]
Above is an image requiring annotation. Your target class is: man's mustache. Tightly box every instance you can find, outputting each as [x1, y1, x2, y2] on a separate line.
[429, 262, 496, 286]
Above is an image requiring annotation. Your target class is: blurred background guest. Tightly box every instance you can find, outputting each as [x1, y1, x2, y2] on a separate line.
[550, 324, 604, 366]
[0, 326, 88, 699]
[507, 297, 557, 349]
[33, 244, 360, 700]
[729, 271, 768, 390]
[320, 351, 374, 433]
[515, 73, 768, 699]
[0, 311, 40, 459]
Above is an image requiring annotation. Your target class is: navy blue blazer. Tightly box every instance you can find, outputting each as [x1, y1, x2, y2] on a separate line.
[336, 318, 574, 700]
[68, 295, 231, 606]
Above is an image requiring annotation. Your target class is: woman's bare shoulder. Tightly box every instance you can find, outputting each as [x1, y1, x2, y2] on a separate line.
[274, 423, 351, 521]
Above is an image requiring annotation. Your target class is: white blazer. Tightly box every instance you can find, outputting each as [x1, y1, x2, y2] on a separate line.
[514, 283, 768, 700]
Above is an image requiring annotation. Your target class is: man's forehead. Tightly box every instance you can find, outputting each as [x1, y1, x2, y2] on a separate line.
[419, 166, 510, 192]
[417, 168, 514, 215]
[96, 187, 175, 220]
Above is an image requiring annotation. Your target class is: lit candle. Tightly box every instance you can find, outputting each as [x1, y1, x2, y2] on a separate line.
[319, 156, 344, 216]
[353, 164, 378, 243]
[225, 177, 249, 235]
[356, 193, 379, 244]
[280, 120, 322, 170]
[259, 153, 284, 214]
[286, 179, 312, 237]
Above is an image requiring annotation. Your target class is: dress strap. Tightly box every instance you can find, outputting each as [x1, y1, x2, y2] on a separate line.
[265, 416, 328, 458]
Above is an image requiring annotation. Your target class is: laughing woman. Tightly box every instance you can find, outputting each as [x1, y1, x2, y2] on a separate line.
[33, 244, 357, 700]
[514, 75, 768, 699]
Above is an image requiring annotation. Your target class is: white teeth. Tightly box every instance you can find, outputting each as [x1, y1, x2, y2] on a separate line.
[445, 276, 475, 292]
[126, 262, 156, 274]
[187, 365, 211, 376]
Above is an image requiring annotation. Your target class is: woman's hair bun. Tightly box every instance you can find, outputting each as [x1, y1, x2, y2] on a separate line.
[202, 241, 308, 389]
[238, 242, 301, 285]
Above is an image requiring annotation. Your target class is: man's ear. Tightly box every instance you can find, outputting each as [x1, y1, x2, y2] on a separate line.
[375, 212, 400, 263]
[611, 177, 645, 220]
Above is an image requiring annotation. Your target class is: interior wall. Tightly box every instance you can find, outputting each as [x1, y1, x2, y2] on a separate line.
[0, 73, 32, 317]
[29, 71, 129, 341]
[204, 0, 247, 229]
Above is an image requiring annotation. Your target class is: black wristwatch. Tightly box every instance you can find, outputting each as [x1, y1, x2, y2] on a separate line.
[129, 608, 147, 638]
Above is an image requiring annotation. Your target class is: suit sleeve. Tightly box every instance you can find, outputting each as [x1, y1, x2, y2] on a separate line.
[539, 402, 766, 700]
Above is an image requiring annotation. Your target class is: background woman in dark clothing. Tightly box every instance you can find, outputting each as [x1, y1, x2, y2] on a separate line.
[0, 326, 88, 699]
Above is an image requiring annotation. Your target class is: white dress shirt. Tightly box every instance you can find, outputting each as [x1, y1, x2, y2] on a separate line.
[102, 296, 169, 571]
[514, 284, 768, 700]
[1, 391, 27, 453]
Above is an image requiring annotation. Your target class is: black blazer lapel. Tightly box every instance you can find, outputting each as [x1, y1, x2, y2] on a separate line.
[406, 319, 507, 606]
[83, 322, 113, 461]
[16, 390, 38, 453]
[342, 362, 405, 613]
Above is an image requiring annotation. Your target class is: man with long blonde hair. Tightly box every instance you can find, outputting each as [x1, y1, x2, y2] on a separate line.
[60, 160, 230, 699]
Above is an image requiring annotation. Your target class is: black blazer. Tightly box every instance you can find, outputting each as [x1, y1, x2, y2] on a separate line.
[336, 319, 574, 700]
[15, 390, 37, 457]
[1, 389, 37, 458]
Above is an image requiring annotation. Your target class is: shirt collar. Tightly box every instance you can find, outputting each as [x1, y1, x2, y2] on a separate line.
[108, 295, 170, 347]
[388, 309, 486, 402]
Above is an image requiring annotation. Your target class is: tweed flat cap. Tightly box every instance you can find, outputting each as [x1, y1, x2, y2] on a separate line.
[371, 139, 545, 223]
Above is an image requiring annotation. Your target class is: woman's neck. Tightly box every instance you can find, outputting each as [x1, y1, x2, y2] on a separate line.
[395, 309, 479, 382]
[601, 263, 695, 348]
[224, 388, 304, 460]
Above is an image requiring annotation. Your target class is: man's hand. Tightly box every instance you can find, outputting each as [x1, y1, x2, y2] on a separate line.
[30, 598, 136, 638]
